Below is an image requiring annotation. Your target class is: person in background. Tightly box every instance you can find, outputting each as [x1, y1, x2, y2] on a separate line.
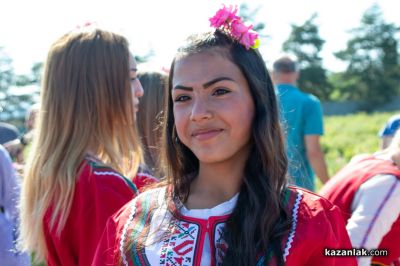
[136, 69, 168, 178]
[272, 56, 329, 191]
[94, 6, 355, 265]
[378, 113, 400, 149]
[320, 130, 400, 266]
[4, 103, 40, 164]
[18, 25, 147, 266]
[0, 144, 30, 265]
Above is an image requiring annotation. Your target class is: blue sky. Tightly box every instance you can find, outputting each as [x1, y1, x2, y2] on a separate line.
[1, 0, 399, 74]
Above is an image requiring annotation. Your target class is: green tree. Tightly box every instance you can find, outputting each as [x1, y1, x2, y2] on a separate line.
[282, 14, 331, 100]
[0, 47, 15, 114]
[239, 3, 265, 34]
[15, 62, 43, 86]
[335, 4, 400, 109]
[135, 49, 155, 64]
[0, 49, 40, 123]
[0, 48, 14, 90]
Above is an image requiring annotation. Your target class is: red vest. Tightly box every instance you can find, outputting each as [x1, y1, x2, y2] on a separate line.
[320, 154, 400, 265]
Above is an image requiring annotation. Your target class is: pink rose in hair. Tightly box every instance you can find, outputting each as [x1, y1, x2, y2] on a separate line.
[240, 31, 259, 50]
[209, 4, 260, 50]
[230, 19, 251, 39]
[209, 5, 239, 28]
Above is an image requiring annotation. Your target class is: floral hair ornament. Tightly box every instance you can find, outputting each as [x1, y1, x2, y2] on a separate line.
[209, 5, 260, 50]
[75, 21, 98, 30]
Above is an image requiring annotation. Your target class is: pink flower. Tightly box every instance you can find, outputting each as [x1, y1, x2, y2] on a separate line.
[230, 20, 258, 49]
[209, 5, 261, 50]
[209, 5, 239, 28]
[75, 21, 97, 29]
[230, 19, 251, 39]
[240, 31, 259, 50]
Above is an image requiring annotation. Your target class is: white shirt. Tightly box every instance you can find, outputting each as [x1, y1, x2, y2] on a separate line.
[347, 172, 400, 266]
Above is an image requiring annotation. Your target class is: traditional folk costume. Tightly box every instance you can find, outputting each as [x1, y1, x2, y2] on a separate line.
[44, 156, 156, 266]
[320, 154, 400, 266]
[94, 186, 356, 265]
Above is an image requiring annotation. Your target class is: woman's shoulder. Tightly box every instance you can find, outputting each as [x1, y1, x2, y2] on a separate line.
[282, 187, 356, 265]
[115, 186, 168, 216]
[284, 186, 346, 236]
[77, 157, 137, 191]
[94, 185, 170, 265]
[286, 186, 336, 212]
[105, 185, 169, 249]
[132, 172, 159, 192]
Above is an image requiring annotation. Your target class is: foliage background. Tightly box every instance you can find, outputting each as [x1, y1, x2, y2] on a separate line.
[315, 111, 398, 190]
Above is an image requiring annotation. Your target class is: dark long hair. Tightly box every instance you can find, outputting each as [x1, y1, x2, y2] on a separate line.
[161, 30, 291, 265]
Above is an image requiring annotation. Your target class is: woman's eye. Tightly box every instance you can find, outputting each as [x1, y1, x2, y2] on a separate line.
[130, 77, 137, 82]
[213, 88, 230, 96]
[174, 95, 191, 102]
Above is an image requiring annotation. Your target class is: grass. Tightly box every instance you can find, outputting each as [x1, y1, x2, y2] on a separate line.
[315, 111, 399, 190]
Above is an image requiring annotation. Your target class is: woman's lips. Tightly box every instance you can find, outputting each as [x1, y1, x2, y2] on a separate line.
[192, 128, 223, 141]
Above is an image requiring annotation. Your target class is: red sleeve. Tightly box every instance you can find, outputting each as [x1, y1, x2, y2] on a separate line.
[93, 201, 133, 266]
[132, 172, 158, 192]
[285, 189, 357, 266]
[93, 213, 121, 265]
[44, 162, 137, 266]
[306, 204, 357, 266]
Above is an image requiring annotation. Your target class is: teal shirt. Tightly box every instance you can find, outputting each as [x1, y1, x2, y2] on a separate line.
[275, 84, 323, 191]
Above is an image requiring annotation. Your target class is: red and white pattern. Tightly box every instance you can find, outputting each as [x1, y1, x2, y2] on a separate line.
[94, 186, 357, 266]
[159, 221, 200, 266]
[214, 222, 228, 265]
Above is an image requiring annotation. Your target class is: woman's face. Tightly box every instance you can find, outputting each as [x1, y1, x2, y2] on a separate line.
[172, 51, 255, 164]
[129, 54, 144, 113]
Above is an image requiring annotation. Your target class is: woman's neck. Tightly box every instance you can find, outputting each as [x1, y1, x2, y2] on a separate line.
[185, 159, 245, 210]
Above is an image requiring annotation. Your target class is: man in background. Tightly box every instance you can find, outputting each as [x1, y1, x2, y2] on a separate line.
[273, 56, 329, 191]
[4, 103, 39, 164]
[379, 113, 400, 149]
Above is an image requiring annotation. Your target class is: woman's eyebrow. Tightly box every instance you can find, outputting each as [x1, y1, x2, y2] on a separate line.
[203, 77, 234, 89]
[173, 85, 192, 91]
[173, 76, 234, 91]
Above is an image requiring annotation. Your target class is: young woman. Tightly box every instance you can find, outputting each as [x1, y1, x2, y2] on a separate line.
[18, 26, 146, 265]
[136, 70, 168, 178]
[94, 6, 356, 266]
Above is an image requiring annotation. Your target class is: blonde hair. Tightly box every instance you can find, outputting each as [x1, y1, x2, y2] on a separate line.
[136, 70, 168, 177]
[19, 27, 142, 262]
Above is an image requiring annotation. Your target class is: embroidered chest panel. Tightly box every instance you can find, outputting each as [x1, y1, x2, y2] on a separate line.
[156, 216, 229, 266]
[120, 188, 302, 266]
[159, 221, 201, 265]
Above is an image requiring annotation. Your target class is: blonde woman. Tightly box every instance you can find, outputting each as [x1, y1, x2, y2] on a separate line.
[19, 26, 145, 266]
